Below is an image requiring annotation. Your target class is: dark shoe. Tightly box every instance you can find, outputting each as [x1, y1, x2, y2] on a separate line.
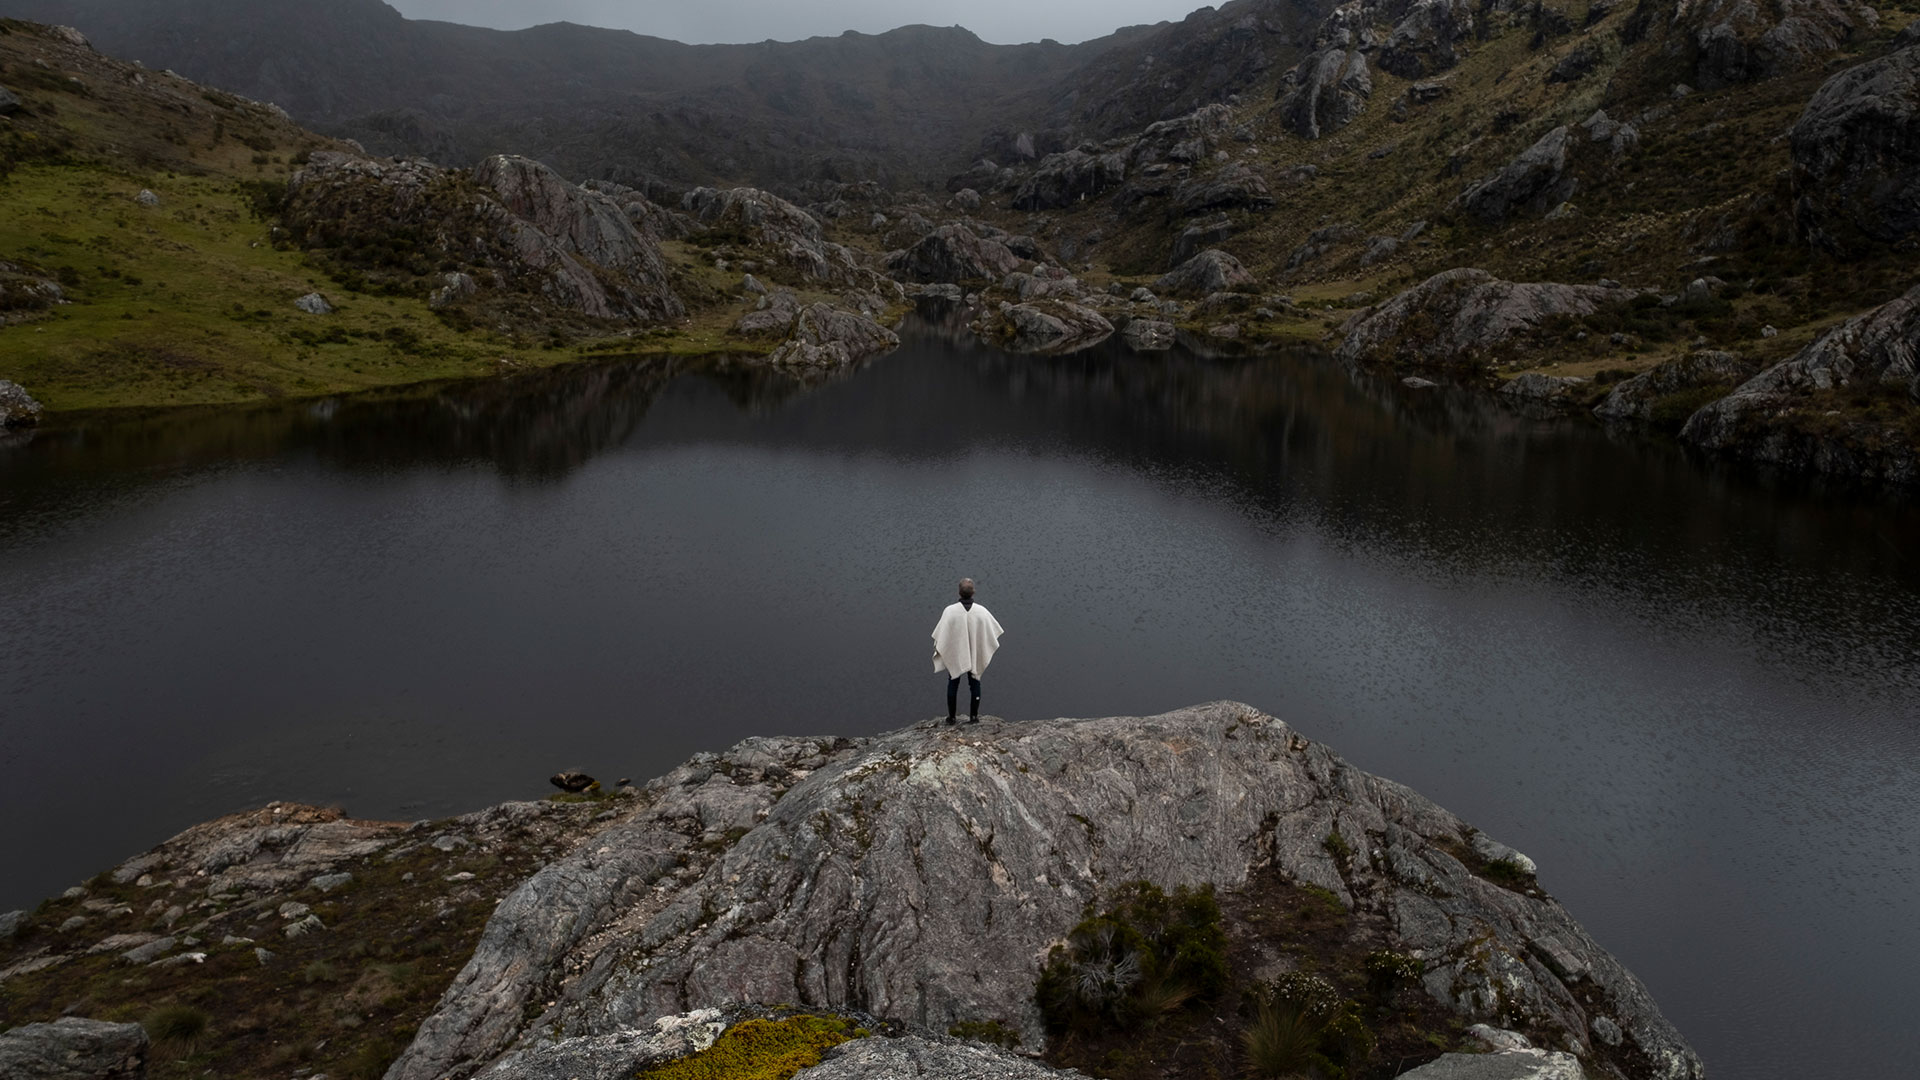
[967, 715, 979, 724]
[945, 715, 956, 726]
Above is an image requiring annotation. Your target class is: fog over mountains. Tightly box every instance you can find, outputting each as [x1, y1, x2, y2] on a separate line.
[2, 0, 1323, 189]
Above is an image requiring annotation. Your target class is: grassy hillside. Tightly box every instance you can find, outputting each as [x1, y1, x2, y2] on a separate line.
[0, 21, 794, 414]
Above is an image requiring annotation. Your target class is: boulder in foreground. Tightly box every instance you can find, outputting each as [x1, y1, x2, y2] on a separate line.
[388, 703, 1701, 1080]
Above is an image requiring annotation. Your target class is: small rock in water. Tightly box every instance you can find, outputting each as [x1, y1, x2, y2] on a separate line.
[550, 771, 596, 793]
[294, 292, 334, 315]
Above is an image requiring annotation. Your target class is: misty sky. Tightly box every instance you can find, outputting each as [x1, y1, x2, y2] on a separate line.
[385, 0, 1209, 45]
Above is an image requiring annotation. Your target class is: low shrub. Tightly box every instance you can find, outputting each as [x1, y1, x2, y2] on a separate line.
[1036, 881, 1228, 1033]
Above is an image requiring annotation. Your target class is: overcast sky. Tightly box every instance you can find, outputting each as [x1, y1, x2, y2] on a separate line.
[385, 0, 1209, 46]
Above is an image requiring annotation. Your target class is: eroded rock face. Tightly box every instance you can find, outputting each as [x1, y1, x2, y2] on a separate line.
[886, 225, 1021, 284]
[1791, 45, 1920, 250]
[1681, 284, 1920, 483]
[1594, 351, 1757, 422]
[1174, 162, 1275, 216]
[1458, 126, 1575, 224]
[1011, 148, 1128, 211]
[1155, 249, 1257, 298]
[1679, 0, 1873, 89]
[284, 152, 684, 323]
[800, 1036, 1075, 1079]
[0, 1017, 149, 1080]
[0, 379, 45, 427]
[1280, 48, 1373, 140]
[1338, 269, 1628, 369]
[389, 706, 1700, 1080]
[1380, 0, 1476, 79]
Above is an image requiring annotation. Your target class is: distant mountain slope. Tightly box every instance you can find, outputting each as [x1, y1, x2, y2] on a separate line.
[0, 0, 1161, 188]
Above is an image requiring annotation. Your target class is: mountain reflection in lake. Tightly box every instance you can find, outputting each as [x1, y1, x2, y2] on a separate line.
[2, 314, 1916, 1080]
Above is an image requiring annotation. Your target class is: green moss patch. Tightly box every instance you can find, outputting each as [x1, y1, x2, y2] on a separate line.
[635, 1015, 857, 1080]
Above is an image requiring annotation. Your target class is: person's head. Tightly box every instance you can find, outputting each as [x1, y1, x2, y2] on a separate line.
[958, 578, 975, 602]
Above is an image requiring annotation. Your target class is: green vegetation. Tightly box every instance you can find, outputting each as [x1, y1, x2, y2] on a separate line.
[633, 1016, 858, 1080]
[1036, 881, 1229, 1034]
[947, 1018, 1021, 1047]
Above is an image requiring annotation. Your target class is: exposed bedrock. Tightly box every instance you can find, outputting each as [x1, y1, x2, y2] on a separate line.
[386, 704, 1702, 1080]
[1337, 269, 1631, 369]
[1791, 43, 1920, 250]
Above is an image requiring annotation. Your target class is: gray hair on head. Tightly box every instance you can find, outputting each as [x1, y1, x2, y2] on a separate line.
[958, 578, 976, 599]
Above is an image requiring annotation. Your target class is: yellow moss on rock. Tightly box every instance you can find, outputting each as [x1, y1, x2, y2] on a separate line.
[634, 1016, 856, 1080]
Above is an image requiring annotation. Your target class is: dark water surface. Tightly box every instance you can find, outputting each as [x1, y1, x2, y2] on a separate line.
[3, 319, 1917, 1078]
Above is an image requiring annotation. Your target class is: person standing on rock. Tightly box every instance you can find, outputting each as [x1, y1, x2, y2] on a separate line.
[932, 578, 1004, 725]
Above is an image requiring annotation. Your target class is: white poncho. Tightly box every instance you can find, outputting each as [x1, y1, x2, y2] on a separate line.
[931, 601, 1004, 680]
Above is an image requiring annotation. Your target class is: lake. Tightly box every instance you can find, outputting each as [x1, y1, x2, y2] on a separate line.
[2, 314, 1916, 1078]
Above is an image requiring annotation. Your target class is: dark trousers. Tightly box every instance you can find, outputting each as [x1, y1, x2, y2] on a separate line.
[947, 673, 981, 718]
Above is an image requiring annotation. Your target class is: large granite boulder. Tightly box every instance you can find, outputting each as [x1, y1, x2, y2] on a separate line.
[1594, 351, 1759, 422]
[1681, 283, 1920, 483]
[764, 303, 900, 369]
[1281, 48, 1373, 139]
[1458, 126, 1575, 224]
[992, 300, 1115, 354]
[478, 157, 668, 282]
[1010, 148, 1129, 211]
[1679, 0, 1874, 89]
[0, 1018, 149, 1080]
[1338, 269, 1629, 368]
[582, 181, 699, 241]
[885, 225, 1021, 284]
[1155, 249, 1257, 298]
[0, 379, 45, 427]
[385, 706, 1700, 1080]
[1791, 44, 1920, 250]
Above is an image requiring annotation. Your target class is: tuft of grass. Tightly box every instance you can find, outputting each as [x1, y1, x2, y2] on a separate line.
[144, 1002, 210, 1051]
[1242, 999, 1321, 1078]
[1036, 881, 1228, 1033]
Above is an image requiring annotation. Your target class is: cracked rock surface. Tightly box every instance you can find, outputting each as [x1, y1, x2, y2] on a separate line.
[388, 705, 1700, 1080]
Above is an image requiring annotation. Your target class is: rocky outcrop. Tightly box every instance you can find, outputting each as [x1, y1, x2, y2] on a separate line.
[886, 225, 1021, 284]
[1678, 0, 1873, 89]
[1174, 163, 1275, 215]
[0, 379, 45, 427]
[582, 181, 699, 242]
[734, 289, 806, 336]
[1127, 103, 1237, 168]
[1338, 269, 1629, 369]
[1172, 216, 1238, 267]
[1155, 249, 1257, 298]
[0, 260, 66, 323]
[0, 84, 20, 114]
[1581, 109, 1641, 157]
[1010, 148, 1128, 211]
[386, 705, 1700, 1080]
[764, 304, 901, 369]
[284, 152, 684, 323]
[1791, 44, 1920, 250]
[0, 1018, 149, 1080]
[1379, 0, 1476, 79]
[1681, 284, 1920, 483]
[1280, 48, 1373, 140]
[681, 187, 864, 285]
[1595, 351, 1758, 422]
[1458, 127, 1576, 224]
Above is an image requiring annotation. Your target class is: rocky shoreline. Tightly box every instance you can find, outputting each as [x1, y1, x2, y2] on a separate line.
[2, 704, 1702, 1080]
